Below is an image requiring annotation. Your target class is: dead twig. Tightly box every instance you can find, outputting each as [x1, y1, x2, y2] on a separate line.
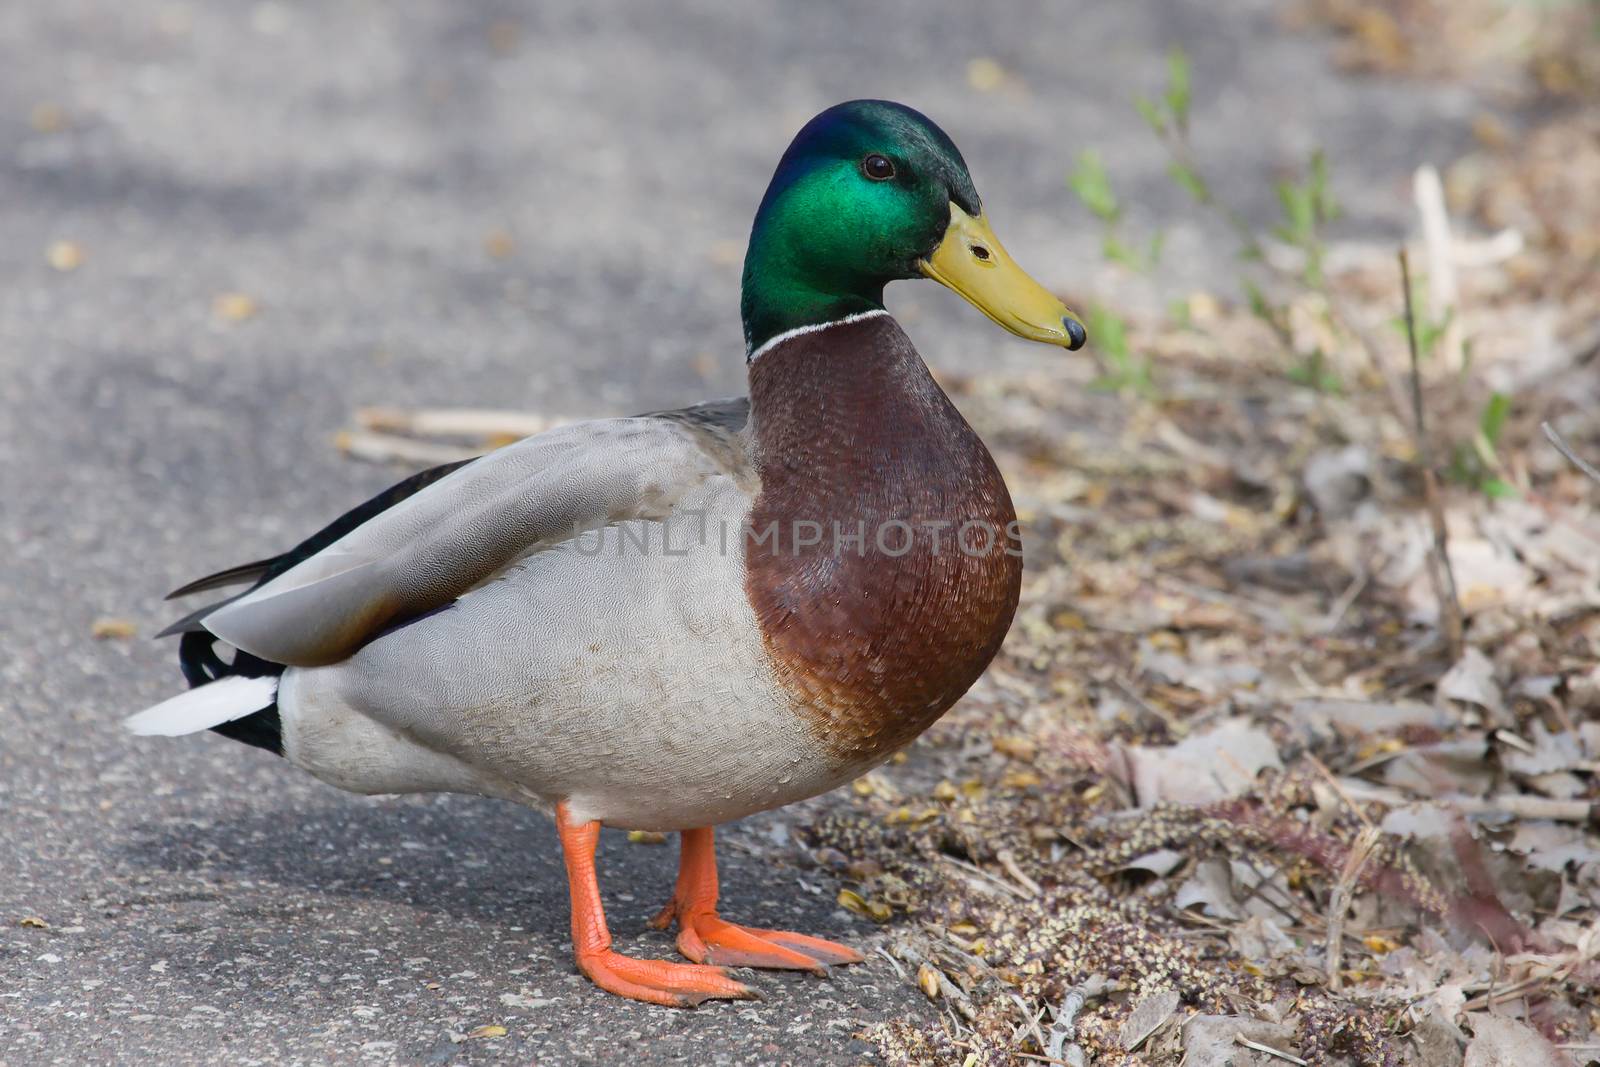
[1325, 826, 1382, 991]
[334, 429, 480, 466]
[1112, 675, 1185, 739]
[1461, 973, 1548, 1012]
[1335, 778, 1599, 823]
[897, 944, 978, 1021]
[1413, 165, 1463, 372]
[1044, 987, 1088, 1067]
[1236, 1032, 1310, 1065]
[356, 406, 569, 440]
[1011, 993, 1050, 1054]
[995, 849, 1044, 898]
[1306, 753, 1376, 831]
[1542, 421, 1600, 486]
[1235, 858, 1322, 930]
[1156, 574, 1294, 635]
[939, 854, 1031, 901]
[1398, 247, 1465, 662]
[1319, 569, 1369, 635]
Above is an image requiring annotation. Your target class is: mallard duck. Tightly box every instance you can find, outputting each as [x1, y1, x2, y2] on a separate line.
[129, 99, 1085, 1007]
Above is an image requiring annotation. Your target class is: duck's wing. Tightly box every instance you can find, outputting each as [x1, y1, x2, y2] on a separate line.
[164, 459, 477, 604]
[193, 400, 751, 667]
[158, 459, 479, 638]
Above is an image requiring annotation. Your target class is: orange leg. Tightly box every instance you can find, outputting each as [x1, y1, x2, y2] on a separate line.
[649, 826, 865, 973]
[556, 803, 756, 1007]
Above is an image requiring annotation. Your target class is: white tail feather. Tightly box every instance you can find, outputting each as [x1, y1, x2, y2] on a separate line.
[126, 675, 278, 737]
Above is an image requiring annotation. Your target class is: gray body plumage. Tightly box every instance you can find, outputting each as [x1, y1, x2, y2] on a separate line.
[134, 400, 864, 831]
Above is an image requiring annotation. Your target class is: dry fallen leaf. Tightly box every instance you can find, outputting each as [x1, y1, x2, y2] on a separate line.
[486, 20, 519, 55]
[1175, 858, 1243, 919]
[706, 239, 743, 266]
[30, 102, 67, 132]
[213, 292, 259, 322]
[484, 230, 515, 259]
[1303, 445, 1372, 520]
[966, 57, 1006, 92]
[46, 240, 84, 272]
[1137, 641, 1263, 697]
[992, 734, 1038, 761]
[1462, 1014, 1564, 1067]
[1446, 536, 1535, 615]
[1500, 722, 1582, 777]
[1438, 647, 1504, 718]
[90, 617, 137, 640]
[1291, 698, 1451, 740]
[1119, 989, 1181, 1051]
[916, 962, 941, 999]
[1228, 915, 1300, 963]
[466, 1024, 507, 1040]
[1182, 1015, 1300, 1067]
[1381, 738, 1496, 797]
[837, 888, 891, 922]
[1119, 718, 1283, 806]
[1506, 820, 1600, 872]
[1380, 803, 1456, 843]
[1121, 848, 1185, 877]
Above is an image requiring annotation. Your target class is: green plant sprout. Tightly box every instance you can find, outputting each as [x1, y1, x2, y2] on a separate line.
[1071, 43, 1512, 507]
[1067, 149, 1164, 273]
[1285, 349, 1343, 393]
[1450, 391, 1517, 499]
[1390, 273, 1454, 363]
[1083, 46, 1352, 393]
[1136, 48, 1263, 263]
[1273, 151, 1341, 288]
[1085, 305, 1155, 397]
[1135, 47, 1193, 137]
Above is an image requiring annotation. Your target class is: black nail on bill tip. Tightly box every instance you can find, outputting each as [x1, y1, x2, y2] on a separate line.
[1063, 317, 1087, 350]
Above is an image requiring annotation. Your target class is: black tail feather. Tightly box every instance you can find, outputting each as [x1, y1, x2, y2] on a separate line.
[178, 632, 286, 756]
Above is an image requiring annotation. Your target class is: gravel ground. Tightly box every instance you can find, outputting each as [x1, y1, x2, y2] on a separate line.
[1, 2, 1482, 1064]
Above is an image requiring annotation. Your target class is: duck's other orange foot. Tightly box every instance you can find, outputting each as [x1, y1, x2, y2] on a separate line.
[656, 910, 865, 974]
[649, 825, 866, 975]
[576, 948, 757, 1008]
[557, 804, 757, 1008]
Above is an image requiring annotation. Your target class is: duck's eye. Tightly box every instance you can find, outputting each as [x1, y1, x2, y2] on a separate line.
[861, 154, 896, 181]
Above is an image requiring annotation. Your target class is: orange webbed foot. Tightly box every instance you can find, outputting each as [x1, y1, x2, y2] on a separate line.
[652, 908, 865, 973]
[576, 948, 758, 1007]
[650, 826, 866, 975]
[557, 804, 758, 1008]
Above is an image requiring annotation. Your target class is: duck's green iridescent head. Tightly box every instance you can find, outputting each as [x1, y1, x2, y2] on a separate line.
[741, 99, 1085, 357]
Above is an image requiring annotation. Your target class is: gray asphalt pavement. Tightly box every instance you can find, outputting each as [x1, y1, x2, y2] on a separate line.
[1, 2, 1482, 1063]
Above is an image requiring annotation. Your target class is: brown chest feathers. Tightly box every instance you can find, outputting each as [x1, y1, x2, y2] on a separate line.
[743, 313, 1022, 769]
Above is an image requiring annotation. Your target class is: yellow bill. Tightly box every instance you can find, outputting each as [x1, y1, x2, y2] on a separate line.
[918, 203, 1086, 350]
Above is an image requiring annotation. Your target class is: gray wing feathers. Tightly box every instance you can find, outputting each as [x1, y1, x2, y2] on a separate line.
[201, 416, 743, 666]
